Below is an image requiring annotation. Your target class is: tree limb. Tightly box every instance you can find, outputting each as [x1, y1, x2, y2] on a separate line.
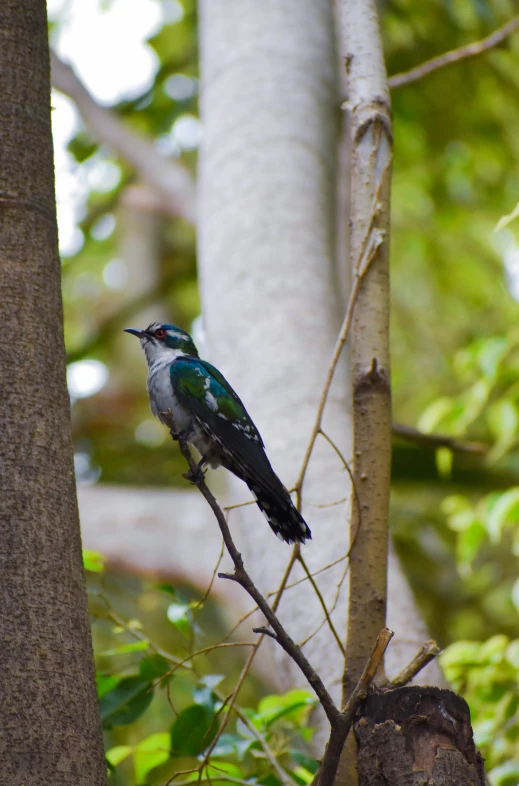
[388, 15, 519, 90]
[390, 640, 441, 688]
[50, 51, 196, 223]
[172, 430, 341, 727]
[392, 423, 486, 454]
[169, 423, 396, 786]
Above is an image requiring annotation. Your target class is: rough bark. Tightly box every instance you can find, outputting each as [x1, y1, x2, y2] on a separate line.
[354, 687, 486, 786]
[0, 3, 107, 783]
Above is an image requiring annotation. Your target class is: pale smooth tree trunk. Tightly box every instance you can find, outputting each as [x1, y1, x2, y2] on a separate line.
[197, 0, 444, 744]
[0, 2, 107, 783]
[198, 0, 353, 717]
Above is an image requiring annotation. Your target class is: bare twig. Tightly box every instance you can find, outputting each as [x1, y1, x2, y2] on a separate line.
[390, 640, 441, 688]
[173, 434, 341, 726]
[297, 554, 345, 656]
[232, 705, 299, 786]
[388, 15, 519, 90]
[170, 420, 396, 786]
[199, 645, 263, 776]
[51, 51, 196, 223]
[192, 538, 226, 614]
[195, 509, 299, 776]
[252, 626, 278, 640]
[316, 629, 393, 786]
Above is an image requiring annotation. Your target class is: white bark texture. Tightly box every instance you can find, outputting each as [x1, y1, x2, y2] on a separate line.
[197, 0, 445, 718]
[198, 0, 352, 706]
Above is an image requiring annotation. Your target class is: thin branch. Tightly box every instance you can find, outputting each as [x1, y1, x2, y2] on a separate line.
[392, 423, 486, 454]
[168, 420, 397, 786]
[390, 640, 441, 688]
[298, 553, 351, 650]
[316, 629, 393, 786]
[342, 628, 393, 715]
[199, 645, 263, 775]
[252, 626, 278, 640]
[388, 15, 519, 89]
[296, 554, 345, 656]
[157, 641, 256, 686]
[192, 538, 226, 614]
[50, 51, 197, 223]
[196, 511, 299, 778]
[294, 177, 387, 503]
[231, 705, 299, 786]
[173, 435, 341, 727]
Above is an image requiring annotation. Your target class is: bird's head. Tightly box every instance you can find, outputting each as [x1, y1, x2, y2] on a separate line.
[125, 322, 199, 366]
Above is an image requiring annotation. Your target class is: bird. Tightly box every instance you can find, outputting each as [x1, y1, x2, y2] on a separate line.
[125, 322, 311, 545]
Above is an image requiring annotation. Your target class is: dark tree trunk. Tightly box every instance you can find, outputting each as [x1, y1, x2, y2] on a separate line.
[0, 2, 107, 784]
[354, 686, 485, 786]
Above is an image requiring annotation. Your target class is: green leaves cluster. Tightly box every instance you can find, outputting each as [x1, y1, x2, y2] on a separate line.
[85, 552, 316, 786]
[442, 636, 519, 784]
[420, 334, 519, 463]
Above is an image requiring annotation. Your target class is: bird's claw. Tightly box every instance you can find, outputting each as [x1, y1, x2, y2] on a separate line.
[170, 426, 190, 442]
[183, 465, 206, 486]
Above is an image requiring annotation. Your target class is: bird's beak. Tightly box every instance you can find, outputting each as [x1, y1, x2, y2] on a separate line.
[124, 328, 145, 338]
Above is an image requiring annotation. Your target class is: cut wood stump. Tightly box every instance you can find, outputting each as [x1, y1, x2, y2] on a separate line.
[354, 686, 485, 785]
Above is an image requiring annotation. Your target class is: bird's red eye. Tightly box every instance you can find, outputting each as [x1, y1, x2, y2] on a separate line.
[155, 328, 166, 339]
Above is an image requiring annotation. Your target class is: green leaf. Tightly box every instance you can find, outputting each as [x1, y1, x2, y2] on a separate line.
[96, 673, 119, 699]
[139, 655, 171, 682]
[418, 397, 454, 433]
[156, 583, 178, 597]
[290, 752, 319, 774]
[101, 641, 149, 657]
[435, 447, 453, 479]
[256, 689, 315, 728]
[511, 579, 519, 613]
[209, 733, 253, 759]
[488, 760, 519, 786]
[83, 549, 105, 573]
[505, 640, 519, 669]
[202, 762, 243, 780]
[99, 676, 154, 728]
[478, 635, 509, 664]
[105, 745, 132, 767]
[457, 521, 486, 573]
[495, 202, 519, 232]
[193, 674, 224, 709]
[488, 400, 518, 442]
[477, 337, 509, 380]
[440, 641, 482, 669]
[134, 732, 171, 783]
[170, 704, 218, 756]
[167, 602, 191, 637]
[293, 766, 315, 785]
[486, 488, 519, 543]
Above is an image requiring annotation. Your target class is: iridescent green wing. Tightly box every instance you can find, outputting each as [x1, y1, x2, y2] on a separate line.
[170, 357, 264, 448]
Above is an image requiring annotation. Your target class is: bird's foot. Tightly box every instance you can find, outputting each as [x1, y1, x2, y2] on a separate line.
[170, 426, 191, 443]
[183, 461, 207, 486]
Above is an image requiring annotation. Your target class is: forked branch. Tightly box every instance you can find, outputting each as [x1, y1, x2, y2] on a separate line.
[169, 422, 395, 786]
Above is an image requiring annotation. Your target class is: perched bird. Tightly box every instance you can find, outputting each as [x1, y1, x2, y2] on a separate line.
[125, 322, 311, 545]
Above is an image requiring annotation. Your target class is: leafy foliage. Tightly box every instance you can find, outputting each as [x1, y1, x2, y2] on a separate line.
[85, 554, 316, 785]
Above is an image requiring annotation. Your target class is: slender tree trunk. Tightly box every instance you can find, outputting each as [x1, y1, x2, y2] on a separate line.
[0, 3, 107, 783]
[338, 0, 393, 701]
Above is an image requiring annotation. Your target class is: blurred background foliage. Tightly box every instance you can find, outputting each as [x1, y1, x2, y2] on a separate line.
[49, 0, 519, 782]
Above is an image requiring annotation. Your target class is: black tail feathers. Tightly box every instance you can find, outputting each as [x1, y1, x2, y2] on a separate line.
[247, 479, 312, 545]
